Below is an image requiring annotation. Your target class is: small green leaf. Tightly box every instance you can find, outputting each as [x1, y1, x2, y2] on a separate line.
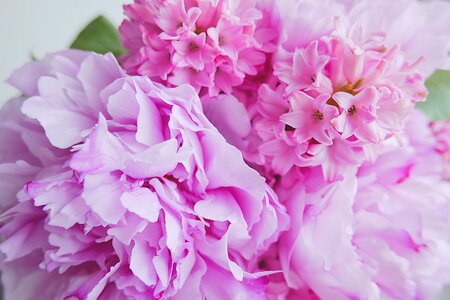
[70, 15, 125, 57]
[417, 70, 450, 121]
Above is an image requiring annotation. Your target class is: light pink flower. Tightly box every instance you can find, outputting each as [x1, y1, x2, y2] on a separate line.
[0, 50, 289, 299]
[155, 0, 199, 38]
[275, 110, 450, 299]
[281, 92, 338, 145]
[331, 87, 380, 142]
[431, 119, 450, 180]
[275, 40, 330, 94]
[225, 0, 447, 181]
[340, 0, 450, 76]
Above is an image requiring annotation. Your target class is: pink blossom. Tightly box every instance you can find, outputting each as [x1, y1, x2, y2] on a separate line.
[172, 32, 216, 70]
[120, 0, 277, 96]
[207, 17, 249, 61]
[431, 119, 450, 180]
[281, 92, 338, 145]
[224, 0, 449, 181]
[0, 50, 289, 299]
[340, 0, 450, 76]
[331, 87, 380, 142]
[275, 41, 330, 94]
[272, 110, 450, 299]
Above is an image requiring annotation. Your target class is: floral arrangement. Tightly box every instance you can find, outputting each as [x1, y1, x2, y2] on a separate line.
[1, 0, 450, 299]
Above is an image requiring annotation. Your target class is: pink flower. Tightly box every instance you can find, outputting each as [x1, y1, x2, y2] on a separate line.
[340, 0, 450, 76]
[120, 0, 277, 96]
[275, 40, 330, 94]
[225, 0, 448, 181]
[207, 17, 250, 61]
[155, 0, 199, 38]
[281, 92, 338, 145]
[202, 94, 252, 150]
[0, 50, 289, 299]
[331, 86, 380, 142]
[172, 32, 216, 70]
[430, 119, 450, 180]
[252, 85, 310, 176]
[301, 132, 362, 182]
[274, 110, 450, 299]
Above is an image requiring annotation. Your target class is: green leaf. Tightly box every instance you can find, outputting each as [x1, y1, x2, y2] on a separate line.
[70, 15, 125, 57]
[417, 70, 450, 121]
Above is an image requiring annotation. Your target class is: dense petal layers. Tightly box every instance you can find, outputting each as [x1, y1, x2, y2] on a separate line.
[119, 0, 278, 97]
[267, 111, 450, 299]
[0, 50, 288, 299]
[205, 0, 450, 182]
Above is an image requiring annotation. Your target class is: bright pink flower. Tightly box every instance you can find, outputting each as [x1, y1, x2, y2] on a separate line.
[155, 0, 199, 38]
[120, 0, 277, 96]
[207, 17, 249, 61]
[0, 50, 289, 299]
[168, 65, 214, 90]
[209, 57, 245, 95]
[172, 32, 216, 70]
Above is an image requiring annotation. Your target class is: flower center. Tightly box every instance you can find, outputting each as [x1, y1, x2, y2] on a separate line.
[348, 105, 357, 115]
[258, 260, 267, 269]
[188, 42, 200, 52]
[218, 34, 225, 46]
[313, 110, 323, 120]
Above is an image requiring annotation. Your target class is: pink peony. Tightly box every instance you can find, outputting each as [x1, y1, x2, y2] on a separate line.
[265, 110, 450, 299]
[0, 50, 289, 299]
[215, 0, 450, 182]
[119, 0, 277, 96]
[430, 119, 450, 180]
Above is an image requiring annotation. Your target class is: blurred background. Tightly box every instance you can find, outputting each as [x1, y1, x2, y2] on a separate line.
[0, 0, 128, 103]
[0, 1, 449, 299]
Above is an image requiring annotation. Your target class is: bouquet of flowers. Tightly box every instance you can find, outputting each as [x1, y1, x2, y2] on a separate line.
[1, 0, 450, 299]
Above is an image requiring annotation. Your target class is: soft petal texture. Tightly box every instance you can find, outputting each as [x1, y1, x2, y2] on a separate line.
[119, 0, 277, 96]
[2, 1, 450, 299]
[0, 50, 288, 299]
[273, 111, 450, 299]
[228, 0, 446, 181]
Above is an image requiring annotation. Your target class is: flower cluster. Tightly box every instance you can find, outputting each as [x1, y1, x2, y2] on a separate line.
[239, 0, 450, 181]
[264, 110, 450, 299]
[120, 0, 278, 96]
[0, 51, 288, 299]
[1, 0, 450, 299]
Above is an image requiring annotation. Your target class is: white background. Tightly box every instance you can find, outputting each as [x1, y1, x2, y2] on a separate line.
[0, 1, 449, 299]
[0, 0, 128, 103]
